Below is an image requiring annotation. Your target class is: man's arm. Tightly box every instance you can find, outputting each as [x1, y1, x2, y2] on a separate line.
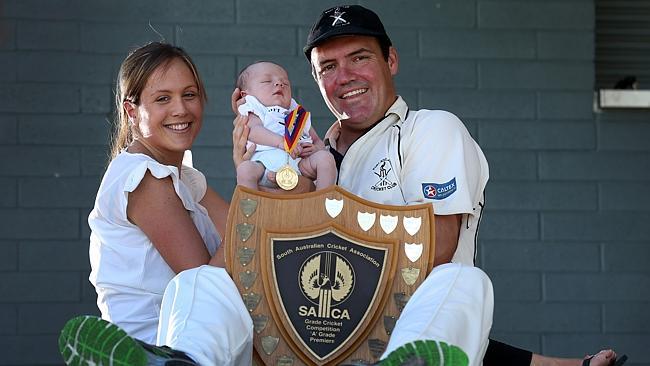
[433, 213, 461, 266]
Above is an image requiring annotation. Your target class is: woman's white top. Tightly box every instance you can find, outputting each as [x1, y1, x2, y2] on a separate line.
[88, 151, 220, 343]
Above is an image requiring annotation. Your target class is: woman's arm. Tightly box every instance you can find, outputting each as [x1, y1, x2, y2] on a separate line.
[127, 171, 213, 273]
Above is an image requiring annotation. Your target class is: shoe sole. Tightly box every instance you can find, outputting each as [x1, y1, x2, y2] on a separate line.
[58, 315, 148, 366]
[378, 340, 469, 366]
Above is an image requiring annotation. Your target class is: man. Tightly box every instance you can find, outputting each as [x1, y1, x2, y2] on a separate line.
[295, 4, 622, 366]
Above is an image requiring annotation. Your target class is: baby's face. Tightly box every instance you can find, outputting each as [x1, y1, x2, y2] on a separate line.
[243, 62, 292, 109]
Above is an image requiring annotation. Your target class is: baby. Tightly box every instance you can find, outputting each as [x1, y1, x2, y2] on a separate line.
[235, 61, 336, 191]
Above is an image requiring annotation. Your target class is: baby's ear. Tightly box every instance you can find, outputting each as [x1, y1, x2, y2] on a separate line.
[240, 90, 247, 97]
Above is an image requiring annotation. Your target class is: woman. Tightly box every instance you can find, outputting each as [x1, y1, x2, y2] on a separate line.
[59, 42, 253, 366]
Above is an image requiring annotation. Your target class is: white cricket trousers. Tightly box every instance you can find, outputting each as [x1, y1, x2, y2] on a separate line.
[156, 265, 253, 366]
[381, 263, 494, 366]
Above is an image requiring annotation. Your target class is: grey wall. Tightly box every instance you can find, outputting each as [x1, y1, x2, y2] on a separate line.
[1, 0, 649, 365]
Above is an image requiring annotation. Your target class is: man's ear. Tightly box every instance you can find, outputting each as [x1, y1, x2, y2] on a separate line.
[388, 46, 399, 76]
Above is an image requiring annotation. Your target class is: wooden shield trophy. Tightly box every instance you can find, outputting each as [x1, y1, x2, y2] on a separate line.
[225, 185, 435, 366]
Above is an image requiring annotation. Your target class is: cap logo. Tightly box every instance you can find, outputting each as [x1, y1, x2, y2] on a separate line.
[330, 8, 348, 26]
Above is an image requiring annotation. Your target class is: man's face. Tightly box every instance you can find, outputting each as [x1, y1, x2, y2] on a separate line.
[311, 35, 398, 132]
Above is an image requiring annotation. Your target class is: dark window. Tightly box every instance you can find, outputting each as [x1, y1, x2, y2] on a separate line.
[595, 0, 650, 90]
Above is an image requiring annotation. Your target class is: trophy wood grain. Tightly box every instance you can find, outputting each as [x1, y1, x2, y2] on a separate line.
[225, 185, 435, 366]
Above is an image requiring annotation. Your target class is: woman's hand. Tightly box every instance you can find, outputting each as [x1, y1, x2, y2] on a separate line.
[232, 114, 255, 169]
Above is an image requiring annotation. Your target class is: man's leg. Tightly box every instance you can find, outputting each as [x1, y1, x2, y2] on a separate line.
[157, 265, 254, 366]
[382, 263, 494, 366]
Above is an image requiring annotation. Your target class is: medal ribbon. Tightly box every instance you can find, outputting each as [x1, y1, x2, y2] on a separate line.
[283, 105, 310, 153]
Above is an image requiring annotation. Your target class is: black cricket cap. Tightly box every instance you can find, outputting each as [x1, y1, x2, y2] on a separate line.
[303, 5, 392, 61]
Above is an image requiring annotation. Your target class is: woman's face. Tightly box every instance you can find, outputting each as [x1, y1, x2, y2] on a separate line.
[127, 58, 203, 163]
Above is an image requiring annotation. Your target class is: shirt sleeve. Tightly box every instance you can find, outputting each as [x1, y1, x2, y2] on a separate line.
[400, 110, 489, 217]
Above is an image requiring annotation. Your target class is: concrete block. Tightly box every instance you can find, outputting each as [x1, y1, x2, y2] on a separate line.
[16, 20, 78, 51]
[203, 86, 240, 117]
[0, 273, 80, 302]
[485, 181, 597, 210]
[387, 29, 418, 58]
[493, 303, 601, 332]
[604, 243, 650, 272]
[546, 273, 650, 301]
[0, 53, 16, 81]
[483, 151, 537, 181]
[421, 30, 535, 59]
[0, 84, 79, 113]
[17, 52, 114, 84]
[208, 177, 237, 202]
[0, 146, 79, 177]
[538, 91, 594, 120]
[482, 241, 600, 272]
[238, 0, 340, 25]
[79, 0, 233, 23]
[480, 61, 593, 90]
[18, 240, 90, 272]
[18, 302, 99, 334]
[1, 334, 62, 365]
[82, 86, 112, 114]
[537, 31, 593, 60]
[6, 0, 79, 20]
[0, 241, 17, 271]
[599, 120, 650, 151]
[0, 209, 79, 239]
[480, 121, 595, 150]
[0, 178, 16, 208]
[192, 55, 236, 87]
[540, 152, 650, 181]
[544, 212, 650, 242]
[395, 60, 475, 88]
[178, 25, 295, 56]
[1, 117, 16, 144]
[81, 147, 110, 176]
[19, 177, 100, 208]
[419, 90, 536, 119]
[0, 305, 16, 335]
[480, 211, 539, 240]
[605, 303, 650, 333]
[372, 1, 476, 28]
[192, 147, 236, 179]
[0, 20, 16, 50]
[488, 271, 541, 301]
[600, 182, 650, 211]
[479, 1, 593, 30]
[19, 115, 111, 146]
[194, 116, 237, 147]
[81, 23, 174, 54]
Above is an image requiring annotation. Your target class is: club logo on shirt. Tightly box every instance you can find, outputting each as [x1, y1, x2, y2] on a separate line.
[422, 178, 457, 200]
[371, 158, 397, 191]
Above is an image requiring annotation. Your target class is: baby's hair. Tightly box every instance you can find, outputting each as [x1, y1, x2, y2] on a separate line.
[236, 60, 284, 90]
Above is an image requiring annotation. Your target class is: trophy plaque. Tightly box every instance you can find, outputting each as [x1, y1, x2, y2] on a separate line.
[225, 185, 435, 365]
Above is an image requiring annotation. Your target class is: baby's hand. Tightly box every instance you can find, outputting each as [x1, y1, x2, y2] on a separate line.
[298, 142, 316, 158]
[289, 144, 303, 159]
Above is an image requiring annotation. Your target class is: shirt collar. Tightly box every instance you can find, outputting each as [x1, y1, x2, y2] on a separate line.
[384, 95, 408, 123]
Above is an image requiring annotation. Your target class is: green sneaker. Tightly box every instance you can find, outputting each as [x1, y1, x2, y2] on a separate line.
[378, 340, 469, 366]
[58, 315, 197, 366]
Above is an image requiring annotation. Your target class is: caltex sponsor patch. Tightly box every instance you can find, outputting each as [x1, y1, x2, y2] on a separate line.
[422, 178, 457, 200]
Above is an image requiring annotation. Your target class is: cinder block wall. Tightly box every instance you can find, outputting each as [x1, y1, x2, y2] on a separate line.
[1, 0, 648, 365]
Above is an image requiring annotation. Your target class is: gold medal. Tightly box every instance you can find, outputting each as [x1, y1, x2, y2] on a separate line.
[276, 164, 299, 191]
